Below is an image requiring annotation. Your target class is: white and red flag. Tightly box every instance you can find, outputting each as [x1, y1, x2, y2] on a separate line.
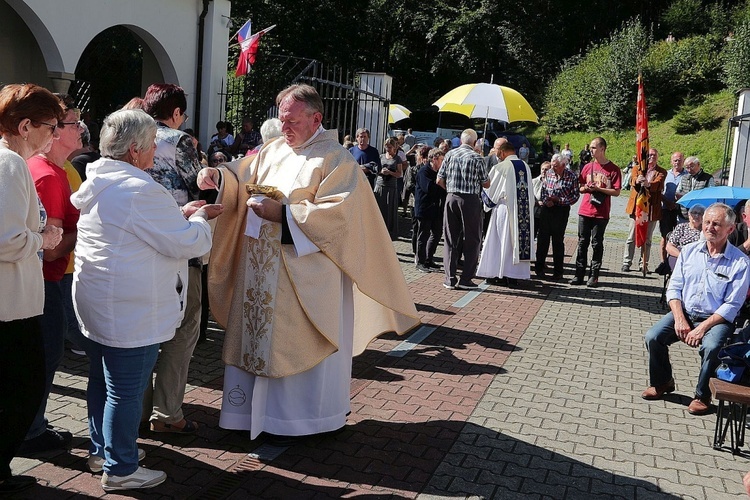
[235, 22, 276, 77]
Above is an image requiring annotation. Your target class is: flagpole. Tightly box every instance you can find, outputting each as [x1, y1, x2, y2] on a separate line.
[482, 74, 493, 147]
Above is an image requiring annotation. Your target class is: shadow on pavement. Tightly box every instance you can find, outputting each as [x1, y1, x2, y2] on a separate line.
[354, 326, 516, 382]
[189, 419, 679, 499]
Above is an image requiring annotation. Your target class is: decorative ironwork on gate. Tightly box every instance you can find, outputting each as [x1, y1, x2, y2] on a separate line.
[69, 80, 92, 114]
[218, 57, 391, 146]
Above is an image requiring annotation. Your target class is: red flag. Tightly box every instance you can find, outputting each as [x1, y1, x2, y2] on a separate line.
[235, 24, 276, 77]
[634, 73, 650, 248]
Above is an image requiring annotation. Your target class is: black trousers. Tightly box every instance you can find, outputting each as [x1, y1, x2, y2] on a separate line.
[0, 317, 45, 480]
[536, 205, 571, 275]
[575, 215, 609, 278]
[443, 193, 482, 284]
[416, 216, 442, 265]
[659, 208, 680, 238]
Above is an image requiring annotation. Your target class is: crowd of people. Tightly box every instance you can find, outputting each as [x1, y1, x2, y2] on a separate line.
[4, 78, 750, 495]
[0, 82, 419, 494]
[355, 130, 623, 289]
[349, 127, 750, 443]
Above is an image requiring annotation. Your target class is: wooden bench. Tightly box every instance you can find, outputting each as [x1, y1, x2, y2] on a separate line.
[710, 377, 750, 454]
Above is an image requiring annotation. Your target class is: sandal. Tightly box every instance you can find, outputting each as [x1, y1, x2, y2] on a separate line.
[149, 419, 199, 434]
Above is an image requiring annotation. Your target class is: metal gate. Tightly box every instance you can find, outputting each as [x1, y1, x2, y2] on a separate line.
[219, 57, 391, 147]
[68, 80, 92, 114]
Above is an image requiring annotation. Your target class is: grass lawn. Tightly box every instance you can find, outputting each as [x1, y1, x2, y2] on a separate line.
[519, 91, 736, 173]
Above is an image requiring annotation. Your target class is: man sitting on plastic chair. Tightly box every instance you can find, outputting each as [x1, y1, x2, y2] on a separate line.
[642, 203, 750, 416]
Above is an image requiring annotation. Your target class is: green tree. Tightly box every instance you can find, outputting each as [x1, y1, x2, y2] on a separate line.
[660, 0, 705, 38]
[542, 19, 648, 132]
[722, 20, 750, 91]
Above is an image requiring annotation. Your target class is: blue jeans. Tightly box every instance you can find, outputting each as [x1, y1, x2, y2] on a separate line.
[26, 280, 66, 439]
[87, 341, 159, 476]
[644, 311, 734, 400]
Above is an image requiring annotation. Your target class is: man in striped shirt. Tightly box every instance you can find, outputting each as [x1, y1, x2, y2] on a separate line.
[437, 129, 490, 290]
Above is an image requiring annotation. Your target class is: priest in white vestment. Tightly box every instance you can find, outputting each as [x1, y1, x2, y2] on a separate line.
[477, 140, 535, 282]
[197, 84, 420, 441]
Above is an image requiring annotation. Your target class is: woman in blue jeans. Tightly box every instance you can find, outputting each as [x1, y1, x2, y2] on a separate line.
[71, 109, 222, 491]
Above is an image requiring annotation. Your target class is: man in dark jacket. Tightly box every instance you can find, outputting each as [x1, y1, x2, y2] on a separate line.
[414, 148, 447, 272]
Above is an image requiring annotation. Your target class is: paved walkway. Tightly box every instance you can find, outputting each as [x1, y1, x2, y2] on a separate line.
[9, 196, 750, 499]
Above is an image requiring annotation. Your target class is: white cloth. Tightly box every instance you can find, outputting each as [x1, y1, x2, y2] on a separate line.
[477, 155, 534, 280]
[532, 175, 543, 204]
[244, 195, 266, 238]
[219, 273, 354, 438]
[71, 158, 213, 348]
[561, 148, 573, 164]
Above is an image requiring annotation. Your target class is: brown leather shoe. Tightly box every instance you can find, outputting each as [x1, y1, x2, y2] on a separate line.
[687, 398, 712, 415]
[641, 379, 676, 400]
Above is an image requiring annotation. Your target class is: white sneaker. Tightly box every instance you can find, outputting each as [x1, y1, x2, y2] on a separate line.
[88, 448, 146, 473]
[101, 466, 165, 491]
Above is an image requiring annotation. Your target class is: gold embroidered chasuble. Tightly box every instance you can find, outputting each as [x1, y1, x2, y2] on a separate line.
[208, 130, 420, 378]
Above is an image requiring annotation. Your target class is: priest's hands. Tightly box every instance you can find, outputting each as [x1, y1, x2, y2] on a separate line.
[197, 167, 221, 190]
[247, 197, 283, 223]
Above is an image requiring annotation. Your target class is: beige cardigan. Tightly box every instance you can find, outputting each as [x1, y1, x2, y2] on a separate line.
[0, 147, 44, 321]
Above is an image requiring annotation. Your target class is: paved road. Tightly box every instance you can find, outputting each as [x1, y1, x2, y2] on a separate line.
[9, 205, 750, 499]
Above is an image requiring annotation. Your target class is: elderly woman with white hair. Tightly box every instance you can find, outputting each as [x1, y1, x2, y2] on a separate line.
[71, 109, 223, 491]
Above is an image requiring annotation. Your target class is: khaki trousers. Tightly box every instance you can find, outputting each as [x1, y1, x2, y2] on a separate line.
[143, 266, 202, 424]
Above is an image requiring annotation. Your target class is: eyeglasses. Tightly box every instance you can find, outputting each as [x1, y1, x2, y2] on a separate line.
[182, 113, 189, 123]
[32, 120, 57, 132]
[59, 120, 83, 129]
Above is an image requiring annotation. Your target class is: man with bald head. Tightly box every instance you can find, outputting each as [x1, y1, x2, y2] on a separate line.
[483, 137, 505, 173]
[477, 139, 535, 285]
[437, 129, 490, 290]
[482, 137, 507, 235]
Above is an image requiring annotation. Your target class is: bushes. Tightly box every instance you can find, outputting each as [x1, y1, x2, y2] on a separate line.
[643, 35, 724, 115]
[671, 94, 728, 135]
[723, 20, 750, 91]
[542, 19, 647, 133]
[543, 16, 729, 133]
[660, 0, 705, 39]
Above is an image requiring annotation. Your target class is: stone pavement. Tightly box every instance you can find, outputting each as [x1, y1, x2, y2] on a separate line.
[9, 197, 750, 499]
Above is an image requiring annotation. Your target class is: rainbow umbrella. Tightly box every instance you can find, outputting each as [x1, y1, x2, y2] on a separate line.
[388, 104, 411, 124]
[432, 83, 538, 124]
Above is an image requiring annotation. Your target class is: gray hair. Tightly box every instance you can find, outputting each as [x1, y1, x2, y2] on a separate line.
[276, 84, 323, 115]
[260, 118, 282, 143]
[684, 156, 700, 167]
[706, 202, 735, 225]
[80, 122, 91, 147]
[460, 129, 477, 145]
[550, 153, 564, 165]
[99, 109, 156, 160]
[688, 204, 705, 216]
[355, 127, 370, 138]
[428, 147, 445, 161]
